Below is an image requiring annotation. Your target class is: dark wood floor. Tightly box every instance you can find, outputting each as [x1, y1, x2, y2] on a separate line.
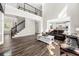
[0, 35, 60, 56]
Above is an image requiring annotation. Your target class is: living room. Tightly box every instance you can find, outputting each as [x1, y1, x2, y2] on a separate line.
[0, 3, 79, 56]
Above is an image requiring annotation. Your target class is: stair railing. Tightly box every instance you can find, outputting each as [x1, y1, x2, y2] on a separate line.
[11, 20, 25, 37]
[17, 3, 42, 16]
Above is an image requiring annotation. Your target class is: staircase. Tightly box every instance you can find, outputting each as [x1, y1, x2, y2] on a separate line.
[11, 20, 25, 38]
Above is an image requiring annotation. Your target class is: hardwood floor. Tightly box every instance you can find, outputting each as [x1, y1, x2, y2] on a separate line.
[0, 35, 60, 56]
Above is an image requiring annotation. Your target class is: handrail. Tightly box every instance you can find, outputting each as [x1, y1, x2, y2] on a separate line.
[11, 20, 25, 37]
[25, 3, 42, 12]
[17, 3, 42, 16]
[18, 6, 36, 14]
[11, 20, 25, 29]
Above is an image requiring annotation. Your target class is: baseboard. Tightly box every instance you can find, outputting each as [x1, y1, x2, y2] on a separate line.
[12, 34, 35, 38]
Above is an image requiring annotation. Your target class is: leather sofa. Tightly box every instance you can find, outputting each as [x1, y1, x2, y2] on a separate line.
[48, 30, 66, 41]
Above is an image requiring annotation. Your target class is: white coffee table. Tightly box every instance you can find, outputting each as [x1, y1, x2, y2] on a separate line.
[37, 34, 54, 44]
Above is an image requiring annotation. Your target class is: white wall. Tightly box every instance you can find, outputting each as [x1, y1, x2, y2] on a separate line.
[4, 15, 36, 38]
[35, 21, 39, 33]
[14, 18, 35, 37]
[6, 3, 17, 8]
[4, 4, 42, 37]
[0, 11, 4, 45]
[42, 3, 79, 34]
[0, 12, 2, 45]
[67, 3, 79, 33]
[42, 3, 66, 32]
[43, 3, 65, 20]
[5, 5, 42, 21]
[4, 15, 18, 31]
